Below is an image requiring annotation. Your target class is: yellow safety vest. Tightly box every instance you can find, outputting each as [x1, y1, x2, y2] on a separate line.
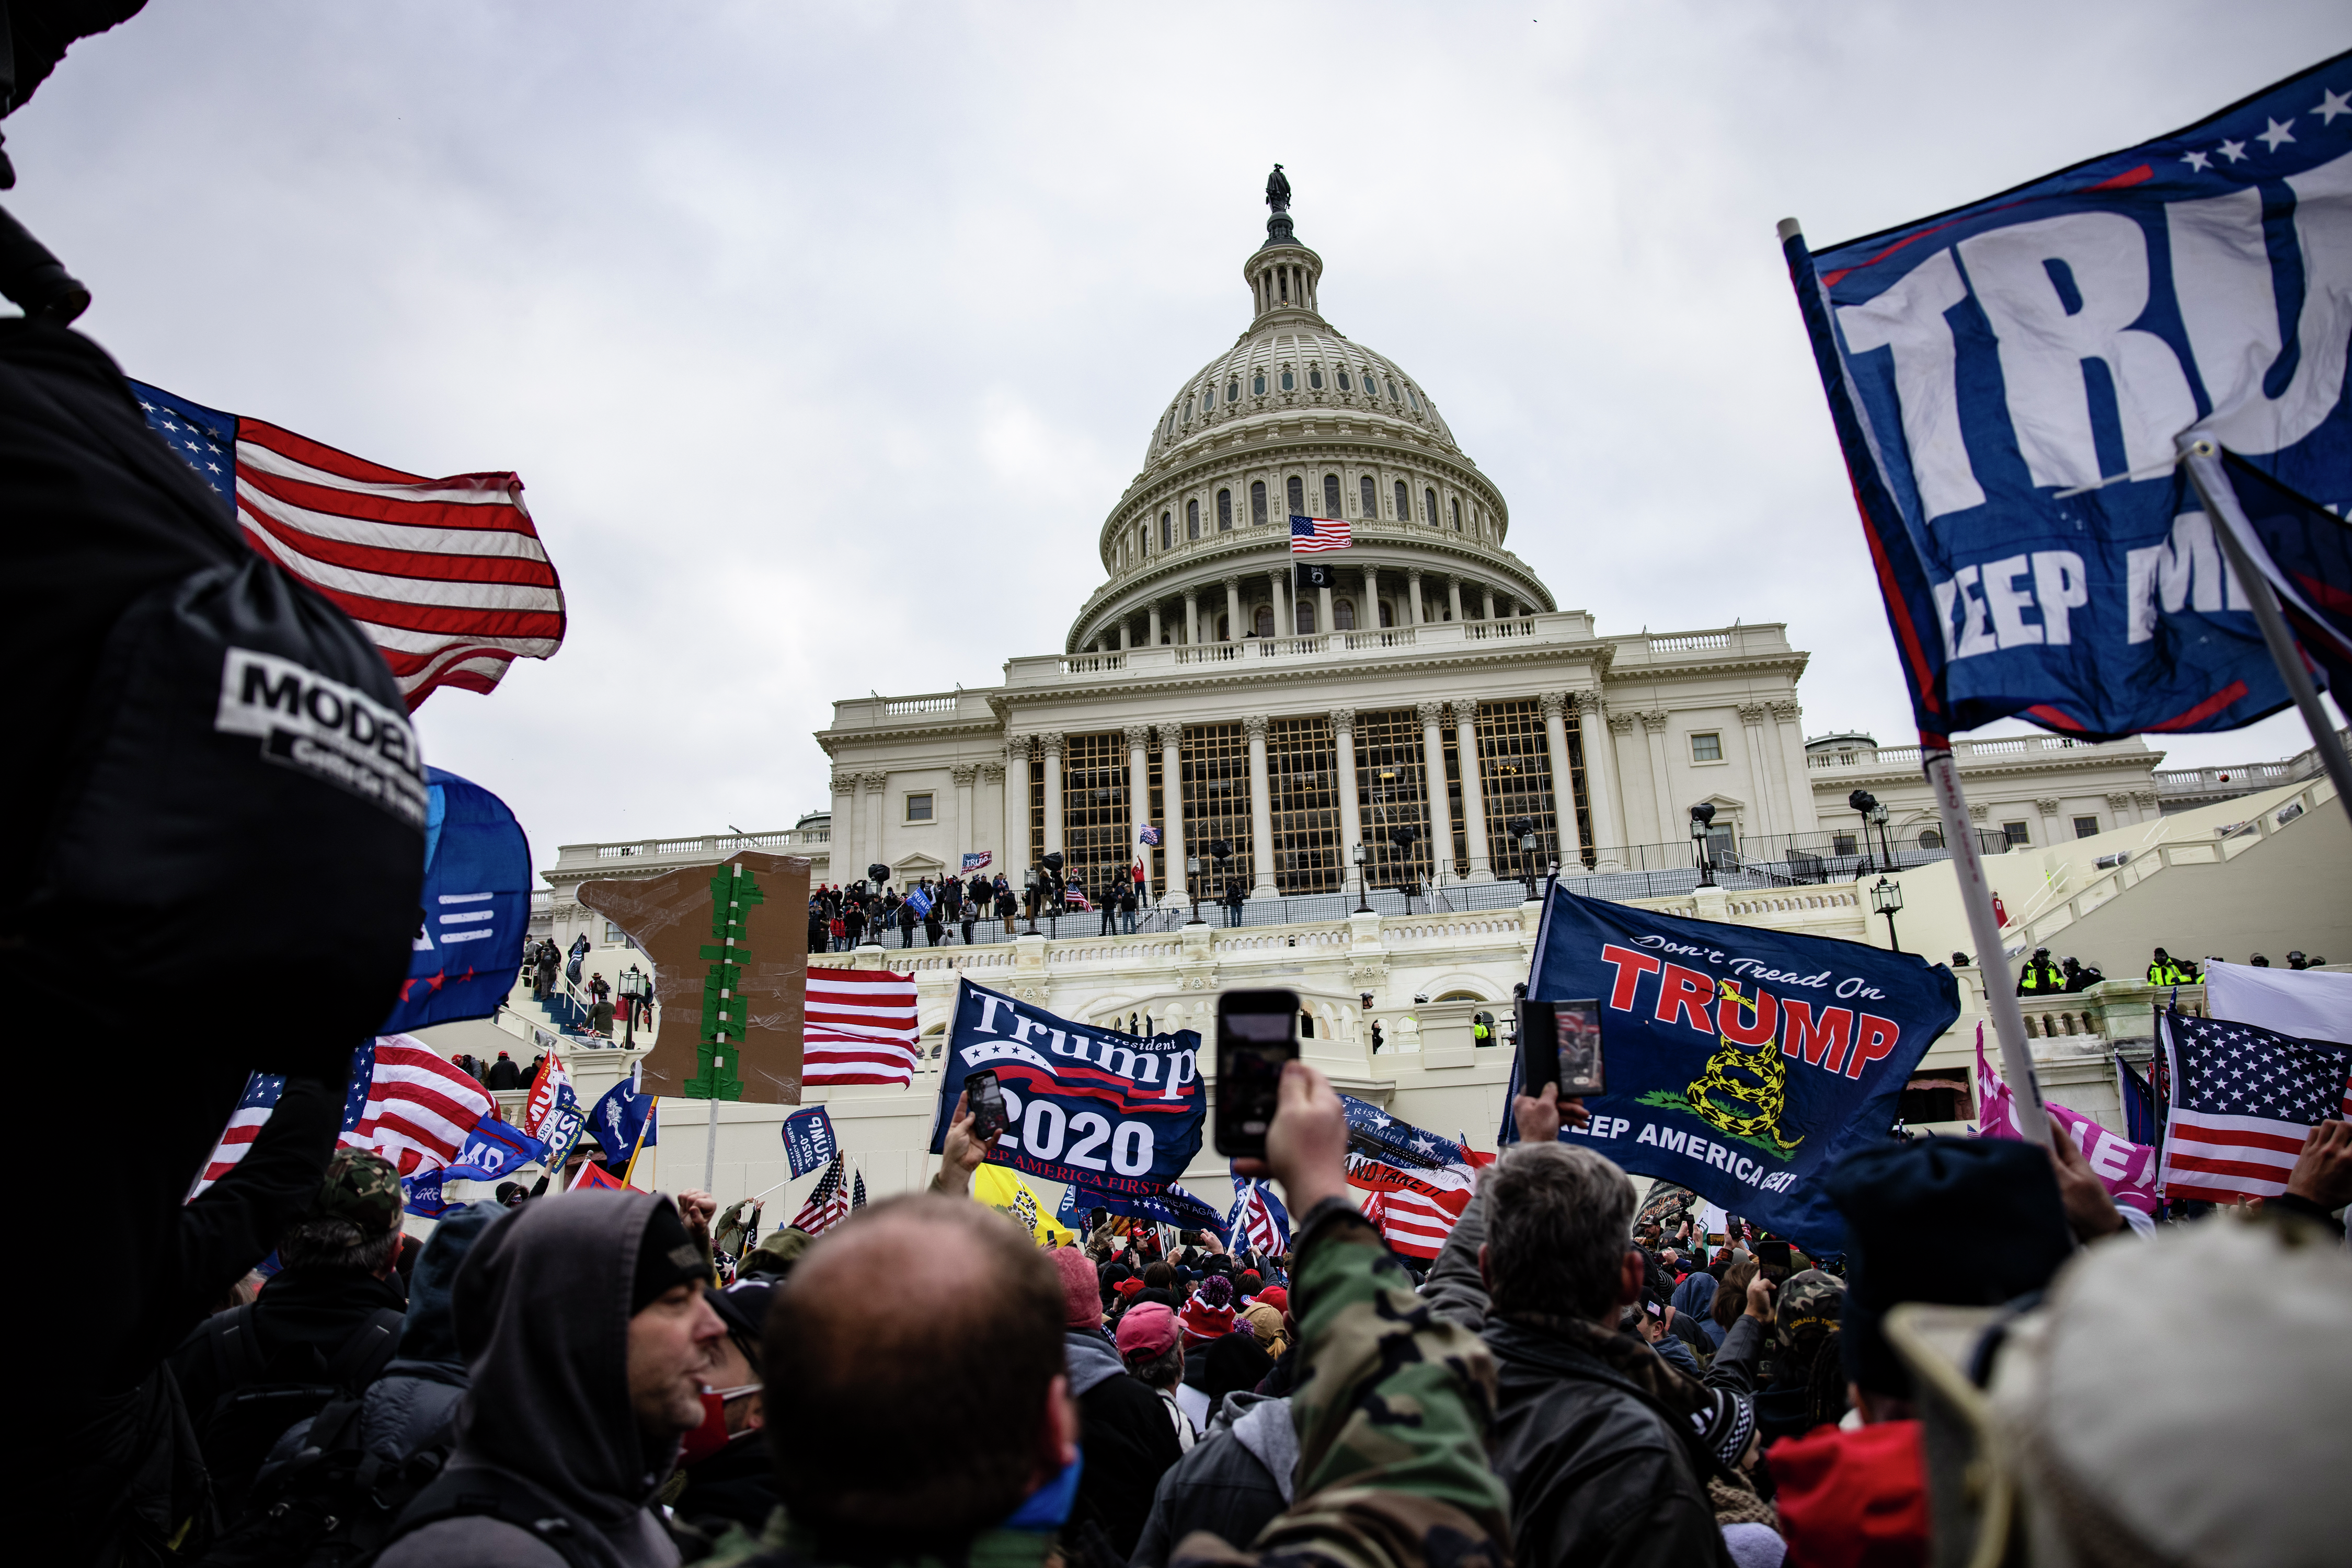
[2020, 963, 2059, 991]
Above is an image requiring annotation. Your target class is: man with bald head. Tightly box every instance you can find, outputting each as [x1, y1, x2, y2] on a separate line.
[713, 1060, 1512, 1568]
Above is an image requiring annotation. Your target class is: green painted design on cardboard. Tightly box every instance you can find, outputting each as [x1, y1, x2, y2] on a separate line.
[684, 862, 765, 1101]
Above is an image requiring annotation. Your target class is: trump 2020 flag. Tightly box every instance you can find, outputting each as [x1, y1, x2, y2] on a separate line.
[380, 768, 533, 1034]
[442, 1118, 549, 1183]
[1055, 1179, 1226, 1233]
[1783, 54, 2352, 741]
[1516, 886, 1960, 1253]
[782, 1106, 838, 1179]
[931, 977, 1204, 1199]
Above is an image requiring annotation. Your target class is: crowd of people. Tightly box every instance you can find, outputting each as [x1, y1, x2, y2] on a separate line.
[2013, 942, 2333, 995]
[47, 1050, 2349, 1568]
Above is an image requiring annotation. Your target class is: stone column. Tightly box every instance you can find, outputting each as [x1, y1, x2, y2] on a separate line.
[1593, 707, 1634, 870]
[2130, 788, 2158, 824]
[1738, 702, 1780, 833]
[1126, 724, 1153, 898]
[1640, 711, 1674, 844]
[1317, 582, 1334, 638]
[1503, 594, 1518, 619]
[1770, 700, 1813, 835]
[1407, 569, 1426, 626]
[1332, 709, 1363, 878]
[1481, 586, 1496, 620]
[1454, 700, 1494, 880]
[2035, 797, 2064, 847]
[1417, 700, 1450, 883]
[1118, 620, 1131, 652]
[1185, 591, 1200, 647]
[1147, 603, 1161, 647]
[1223, 575, 1243, 642]
[830, 772, 856, 880]
[1003, 741, 1030, 874]
[980, 762, 1005, 871]
[1159, 723, 1188, 906]
[861, 770, 888, 878]
[1362, 564, 1382, 630]
[1040, 733, 1066, 858]
[1539, 694, 1587, 868]
[1447, 576, 1465, 622]
[952, 764, 977, 869]
[1270, 571, 1289, 638]
[1244, 714, 1278, 898]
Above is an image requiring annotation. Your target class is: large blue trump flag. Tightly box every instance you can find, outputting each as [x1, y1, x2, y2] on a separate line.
[1785, 54, 2352, 741]
[1518, 888, 1960, 1253]
[933, 978, 1204, 1198]
[380, 767, 533, 1033]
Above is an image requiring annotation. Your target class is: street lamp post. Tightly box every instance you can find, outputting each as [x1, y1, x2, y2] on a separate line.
[1186, 855, 1205, 925]
[1041, 851, 1064, 937]
[1871, 876, 1905, 952]
[1351, 843, 1372, 915]
[1508, 815, 1540, 902]
[618, 964, 645, 1048]
[1690, 803, 1717, 889]
[1208, 839, 1232, 927]
[1846, 790, 1878, 875]
[1388, 824, 1419, 913]
[1023, 867, 1040, 935]
[1870, 800, 1895, 869]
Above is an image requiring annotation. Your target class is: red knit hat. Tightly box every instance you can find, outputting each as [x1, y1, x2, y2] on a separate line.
[1049, 1246, 1099, 1329]
[1178, 1295, 1235, 1342]
[1253, 1285, 1289, 1315]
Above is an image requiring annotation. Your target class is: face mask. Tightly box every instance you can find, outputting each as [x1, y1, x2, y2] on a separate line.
[680, 1383, 760, 1466]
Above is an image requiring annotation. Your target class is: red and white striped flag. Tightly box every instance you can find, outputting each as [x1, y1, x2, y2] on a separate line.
[2156, 1009, 2350, 1205]
[804, 968, 922, 1088]
[133, 382, 566, 710]
[791, 1155, 854, 1236]
[1364, 1183, 1472, 1260]
[341, 1035, 499, 1177]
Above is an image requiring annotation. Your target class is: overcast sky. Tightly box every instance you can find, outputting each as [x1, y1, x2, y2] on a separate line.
[13, 1, 2346, 877]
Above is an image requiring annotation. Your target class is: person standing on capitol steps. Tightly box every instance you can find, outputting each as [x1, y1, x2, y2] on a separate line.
[2016, 947, 2063, 996]
[2147, 947, 2196, 985]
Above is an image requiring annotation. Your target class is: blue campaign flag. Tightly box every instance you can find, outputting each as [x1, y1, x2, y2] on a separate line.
[1225, 1174, 1292, 1254]
[589, 1076, 656, 1170]
[1783, 54, 2352, 742]
[782, 1106, 838, 1178]
[2115, 1052, 2160, 1147]
[1055, 1179, 1225, 1232]
[1515, 887, 1960, 1253]
[443, 1119, 549, 1183]
[380, 768, 534, 1033]
[402, 1170, 464, 1219]
[907, 885, 934, 919]
[932, 978, 1205, 1198]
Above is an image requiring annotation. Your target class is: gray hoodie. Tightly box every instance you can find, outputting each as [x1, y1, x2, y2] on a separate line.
[377, 1191, 681, 1568]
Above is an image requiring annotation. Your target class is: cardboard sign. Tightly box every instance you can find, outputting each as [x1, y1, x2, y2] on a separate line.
[578, 851, 810, 1103]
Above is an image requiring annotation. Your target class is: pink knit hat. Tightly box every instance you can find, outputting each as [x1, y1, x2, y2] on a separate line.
[1049, 1246, 1099, 1329]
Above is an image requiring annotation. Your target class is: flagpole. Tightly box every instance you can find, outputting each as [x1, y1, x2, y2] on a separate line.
[1922, 745, 2051, 1146]
[2179, 436, 2352, 833]
[622, 1102, 656, 1188]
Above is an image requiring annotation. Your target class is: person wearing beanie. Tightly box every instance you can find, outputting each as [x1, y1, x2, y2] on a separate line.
[1047, 1243, 1183, 1555]
[374, 1193, 726, 1568]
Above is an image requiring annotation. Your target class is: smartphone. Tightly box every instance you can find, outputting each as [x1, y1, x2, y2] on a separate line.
[967, 1069, 1010, 1141]
[1516, 998, 1606, 1099]
[1756, 1239, 1793, 1283]
[1215, 988, 1300, 1158]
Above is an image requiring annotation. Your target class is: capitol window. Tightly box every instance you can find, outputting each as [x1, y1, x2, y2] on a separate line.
[905, 793, 934, 822]
[1359, 475, 1376, 517]
[1187, 499, 1200, 539]
[1394, 479, 1408, 520]
[1217, 488, 1233, 530]
[1335, 598, 1356, 630]
[1254, 605, 1276, 638]
[1323, 474, 1341, 515]
[1253, 372, 1266, 396]
[1309, 367, 1324, 390]
[1161, 512, 1173, 549]
[1202, 388, 1214, 412]
[1280, 368, 1294, 391]
[1406, 386, 1421, 412]
[1424, 487, 1438, 525]
[1337, 369, 1352, 391]
[1450, 498, 1461, 530]
[1227, 379, 1240, 402]
[1378, 600, 1394, 628]
[1386, 378, 1399, 400]
[1296, 599, 1316, 634]
[1251, 481, 1268, 524]
[1287, 476, 1305, 516]
[1690, 732, 1723, 762]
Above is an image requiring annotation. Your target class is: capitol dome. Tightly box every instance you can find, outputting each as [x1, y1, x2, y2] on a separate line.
[1070, 178, 1554, 654]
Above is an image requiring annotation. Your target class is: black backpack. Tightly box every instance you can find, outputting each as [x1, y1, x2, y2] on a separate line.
[371, 1468, 605, 1568]
[195, 1304, 405, 1522]
[196, 1387, 443, 1568]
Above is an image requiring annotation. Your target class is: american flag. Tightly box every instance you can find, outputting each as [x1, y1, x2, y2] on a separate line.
[1290, 514, 1352, 553]
[1226, 1178, 1291, 1255]
[191, 1035, 496, 1196]
[1063, 884, 1091, 910]
[791, 1155, 854, 1236]
[804, 968, 923, 1087]
[1361, 1183, 1471, 1260]
[852, 1169, 868, 1209]
[2157, 1009, 2350, 1205]
[132, 381, 565, 710]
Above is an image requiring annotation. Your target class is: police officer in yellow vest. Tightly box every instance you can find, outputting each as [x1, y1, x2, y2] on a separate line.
[2017, 947, 2064, 995]
[1472, 1011, 1495, 1046]
[2147, 947, 2195, 985]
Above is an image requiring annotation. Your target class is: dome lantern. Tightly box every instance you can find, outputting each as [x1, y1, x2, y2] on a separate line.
[1247, 164, 1323, 326]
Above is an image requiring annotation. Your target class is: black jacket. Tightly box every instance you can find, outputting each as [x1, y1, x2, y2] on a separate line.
[485, 1057, 522, 1090]
[1063, 1330, 1183, 1556]
[1130, 1391, 1293, 1567]
[1483, 1318, 1731, 1568]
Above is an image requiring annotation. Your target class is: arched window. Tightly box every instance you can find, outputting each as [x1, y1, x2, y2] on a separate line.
[1251, 481, 1267, 525]
[1918, 829, 1945, 849]
[1201, 388, 1214, 412]
[1286, 476, 1305, 517]
[1394, 479, 1408, 520]
[1323, 474, 1341, 515]
[1406, 385, 1421, 412]
[1308, 367, 1324, 390]
[1337, 369, 1352, 391]
[1252, 372, 1265, 396]
[1450, 498, 1461, 531]
[1160, 512, 1172, 549]
[1187, 499, 1200, 539]
[1226, 379, 1239, 402]
[1296, 599, 1316, 634]
[1424, 487, 1438, 525]
[1385, 378, 1399, 400]
[1335, 598, 1356, 630]
[1378, 599, 1394, 628]
[1359, 475, 1376, 517]
[1217, 614, 1230, 640]
[1217, 488, 1233, 531]
[1253, 605, 1275, 638]
[1279, 368, 1295, 391]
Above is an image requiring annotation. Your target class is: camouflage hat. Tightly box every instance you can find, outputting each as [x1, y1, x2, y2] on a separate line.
[307, 1147, 404, 1235]
[1776, 1267, 1846, 1349]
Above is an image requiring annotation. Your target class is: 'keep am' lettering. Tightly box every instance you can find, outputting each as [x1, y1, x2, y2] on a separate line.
[1599, 943, 1902, 1081]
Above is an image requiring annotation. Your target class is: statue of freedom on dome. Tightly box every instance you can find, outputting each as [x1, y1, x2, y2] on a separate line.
[1265, 164, 1291, 214]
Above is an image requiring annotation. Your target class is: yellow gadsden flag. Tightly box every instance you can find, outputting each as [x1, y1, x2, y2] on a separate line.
[971, 1164, 1076, 1247]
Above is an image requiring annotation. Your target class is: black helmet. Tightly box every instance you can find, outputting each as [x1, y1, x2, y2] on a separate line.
[2034, 947, 2050, 959]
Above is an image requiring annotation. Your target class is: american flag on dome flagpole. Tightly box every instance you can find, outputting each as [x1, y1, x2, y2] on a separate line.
[191, 1035, 496, 1196]
[131, 382, 566, 710]
[1289, 514, 1351, 553]
[2156, 1008, 2350, 1205]
[791, 1155, 853, 1236]
[803, 967, 923, 1088]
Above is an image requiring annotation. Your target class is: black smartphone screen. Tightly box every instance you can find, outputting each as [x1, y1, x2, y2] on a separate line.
[1756, 1239, 1793, 1281]
[1516, 998, 1605, 1099]
[1215, 989, 1299, 1158]
[967, 1069, 1009, 1140]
